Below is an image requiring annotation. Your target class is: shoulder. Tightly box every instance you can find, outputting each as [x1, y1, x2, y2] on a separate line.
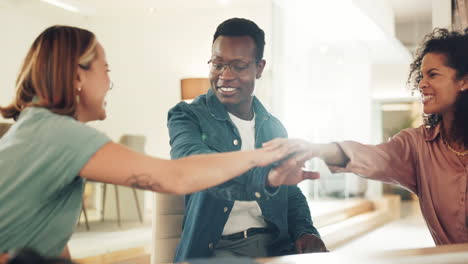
[384, 126, 427, 151]
[168, 95, 211, 123]
[169, 95, 209, 114]
[394, 126, 426, 141]
[16, 107, 109, 146]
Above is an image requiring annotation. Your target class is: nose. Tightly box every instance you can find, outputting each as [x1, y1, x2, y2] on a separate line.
[418, 77, 428, 91]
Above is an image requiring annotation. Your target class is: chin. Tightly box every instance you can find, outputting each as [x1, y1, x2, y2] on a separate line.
[96, 110, 107, 121]
[423, 108, 441, 116]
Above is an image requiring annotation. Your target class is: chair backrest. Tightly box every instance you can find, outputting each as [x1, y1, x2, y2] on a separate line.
[0, 123, 12, 139]
[119, 134, 146, 153]
[119, 134, 184, 263]
[151, 194, 185, 264]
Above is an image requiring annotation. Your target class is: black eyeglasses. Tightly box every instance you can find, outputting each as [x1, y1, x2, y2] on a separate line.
[207, 59, 255, 76]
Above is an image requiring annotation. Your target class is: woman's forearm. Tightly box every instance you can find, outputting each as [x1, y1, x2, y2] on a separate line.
[171, 150, 261, 194]
[315, 143, 350, 167]
[81, 139, 295, 195]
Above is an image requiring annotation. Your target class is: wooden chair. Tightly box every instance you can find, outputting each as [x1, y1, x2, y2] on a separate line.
[152, 194, 185, 264]
[79, 134, 146, 230]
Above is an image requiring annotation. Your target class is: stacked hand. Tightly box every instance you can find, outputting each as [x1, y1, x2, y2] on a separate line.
[258, 138, 319, 186]
[254, 138, 313, 167]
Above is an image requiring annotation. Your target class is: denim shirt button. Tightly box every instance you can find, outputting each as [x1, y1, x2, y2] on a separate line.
[233, 139, 239, 146]
[255, 192, 261, 199]
[208, 243, 214, 250]
[224, 207, 228, 213]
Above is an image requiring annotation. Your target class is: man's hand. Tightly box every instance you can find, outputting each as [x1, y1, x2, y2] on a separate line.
[266, 153, 319, 187]
[295, 234, 328, 253]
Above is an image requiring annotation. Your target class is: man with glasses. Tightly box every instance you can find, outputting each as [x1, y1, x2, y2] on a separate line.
[168, 18, 327, 261]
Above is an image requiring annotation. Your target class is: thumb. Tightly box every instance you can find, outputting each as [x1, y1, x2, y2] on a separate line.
[303, 171, 320, 180]
[295, 241, 304, 254]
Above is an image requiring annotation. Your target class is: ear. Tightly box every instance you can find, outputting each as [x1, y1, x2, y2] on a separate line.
[460, 75, 468, 91]
[75, 67, 86, 91]
[255, 59, 266, 79]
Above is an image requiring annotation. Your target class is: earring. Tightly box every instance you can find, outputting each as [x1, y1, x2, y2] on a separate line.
[76, 87, 81, 103]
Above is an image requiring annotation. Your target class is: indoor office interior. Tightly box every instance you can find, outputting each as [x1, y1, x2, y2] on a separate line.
[0, 0, 465, 263]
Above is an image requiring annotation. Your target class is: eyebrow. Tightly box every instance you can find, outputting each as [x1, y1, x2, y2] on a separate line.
[424, 68, 439, 73]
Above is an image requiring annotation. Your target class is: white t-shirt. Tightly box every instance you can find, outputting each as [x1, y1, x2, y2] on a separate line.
[222, 112, 267, 235]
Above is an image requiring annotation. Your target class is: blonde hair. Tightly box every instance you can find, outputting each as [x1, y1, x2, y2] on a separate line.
[0, 25, 98, 119]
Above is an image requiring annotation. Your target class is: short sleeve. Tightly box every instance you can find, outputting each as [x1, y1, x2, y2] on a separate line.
[14, 108, 112, 194]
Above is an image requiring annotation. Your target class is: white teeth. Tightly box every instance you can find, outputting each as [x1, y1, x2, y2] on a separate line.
[220, 87, 236, 92]
[422, 95, 434, 102]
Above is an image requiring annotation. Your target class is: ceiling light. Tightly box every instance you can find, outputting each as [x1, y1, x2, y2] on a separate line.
[39, 0, 95, 15]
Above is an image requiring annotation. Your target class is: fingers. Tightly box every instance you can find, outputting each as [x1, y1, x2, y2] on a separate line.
[263, 138, 312, 155]
[293, 150, 317, 163]
[302, 171, 320, 180]
[267, 159, 306, 186]
[295, 241, 304, 254]
[262, 137, 285, 149]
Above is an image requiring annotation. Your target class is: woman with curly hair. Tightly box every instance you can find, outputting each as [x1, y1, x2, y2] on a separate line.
[266, 28, 468, 245]
[0, 25, 313, 260]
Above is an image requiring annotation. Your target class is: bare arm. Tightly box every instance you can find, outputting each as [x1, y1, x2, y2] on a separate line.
[263, 140, 350, 167]
[314, 143, 350, 167]
[80, 139, 298, 195]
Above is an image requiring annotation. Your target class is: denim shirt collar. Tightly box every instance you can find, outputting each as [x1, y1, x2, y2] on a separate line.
[205, 89, 271, 123]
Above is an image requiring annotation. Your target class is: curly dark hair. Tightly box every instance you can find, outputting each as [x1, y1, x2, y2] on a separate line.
[213, 18, 265, 62]
[407, 27, 468, 147]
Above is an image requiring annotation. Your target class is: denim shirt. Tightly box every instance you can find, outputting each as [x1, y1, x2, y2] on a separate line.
[167, 90, 319, 261]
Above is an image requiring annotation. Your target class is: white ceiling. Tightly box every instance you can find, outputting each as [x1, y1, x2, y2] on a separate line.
[5, 0, 433, 23]
[71, 0, 270, 10]
[84, 0, 433, 23]
[388, 0, 432, 23]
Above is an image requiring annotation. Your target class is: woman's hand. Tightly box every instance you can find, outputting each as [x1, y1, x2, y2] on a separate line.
[263, 138, 317, 157]
[263, 138, 349, 168]
[254, 138, 314, 167]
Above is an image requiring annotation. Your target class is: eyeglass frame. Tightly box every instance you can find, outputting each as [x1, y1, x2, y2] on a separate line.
[207, 59, 258, 76]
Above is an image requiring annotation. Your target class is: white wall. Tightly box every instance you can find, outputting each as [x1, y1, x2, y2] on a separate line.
[1, 4, 273, 157]
[0, 4, 86, 122]
[84, 6, 273, 158]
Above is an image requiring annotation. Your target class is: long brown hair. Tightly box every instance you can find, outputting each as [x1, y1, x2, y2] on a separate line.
[0, 25, 98, 120]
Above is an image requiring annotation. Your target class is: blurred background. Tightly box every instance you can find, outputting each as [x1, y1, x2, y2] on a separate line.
[0, 0, 464, 261]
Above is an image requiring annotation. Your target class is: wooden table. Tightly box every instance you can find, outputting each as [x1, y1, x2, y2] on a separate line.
[256, 243, 468, 264]
[76, 243, 468, 264]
